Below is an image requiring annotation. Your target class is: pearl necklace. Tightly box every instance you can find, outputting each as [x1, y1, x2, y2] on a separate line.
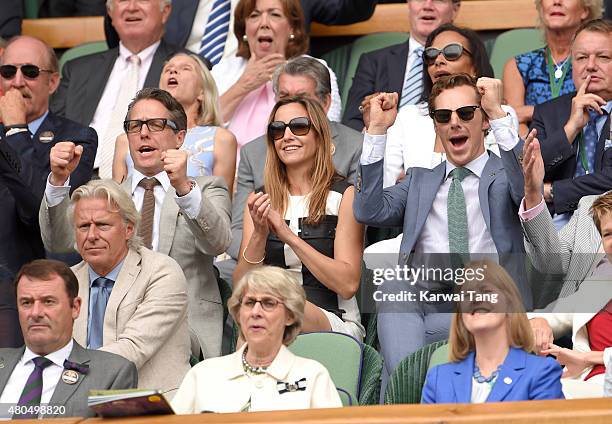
[242, 348, 268, 375]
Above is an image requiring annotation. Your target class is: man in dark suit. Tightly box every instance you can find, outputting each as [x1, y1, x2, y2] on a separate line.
[51, 0, 180, 179]
[530, 19, 612, 224]
[0, 259, 137, 419]
[216, 55, 362, 281]
[0, 0, 21, 39]
[0, 36, 96, 348]
[353, 75, 529, 375]
[342, 0, 460, 131]
[38, 0, 107, 17]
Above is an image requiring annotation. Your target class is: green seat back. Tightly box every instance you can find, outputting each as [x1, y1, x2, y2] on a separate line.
[358, 344, 383, 405]
[288, 332, 363, 406]
[490, 28, 544, 78]
[428, 343, 449, 370]
[24, 0, 39, 19]
[384, 339, 447, 404]
[59, 41, 109, 73]
[320, 43, 353, 104]
[342, 32, 409, 111]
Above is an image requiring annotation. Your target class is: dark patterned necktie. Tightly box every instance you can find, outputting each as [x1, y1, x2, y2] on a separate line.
[14, 356, 53, 419]
[138, 177, 160, 249]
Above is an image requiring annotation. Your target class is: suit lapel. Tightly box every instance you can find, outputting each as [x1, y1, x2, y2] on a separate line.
[595, 113, 610, 171]
[0, 348, 25, 391]
[73, 263, 90, 346]
[47, 342, 90, 413]
[486, 347, 525, 402]
[478, 154, 503, 233]
[415, 164, 445, 238]
[451, 352, 474, 403]
[84, 49, 119, 125]
[144, 41, 171, 88]
[158, 186, 179, 255]
[103, 249, 141, 345]
[388, 40, 411, 95]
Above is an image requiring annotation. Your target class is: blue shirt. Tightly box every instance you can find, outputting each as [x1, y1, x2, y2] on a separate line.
[27, 111, 48, 135]
[86, 259, 124, 344]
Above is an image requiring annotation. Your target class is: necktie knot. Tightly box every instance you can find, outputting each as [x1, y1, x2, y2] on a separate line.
[450, 167, 471, 182]
[138, 177, 159, 191]
[32, 356, 53, 369]
[127, 54, 141, 66]
[414, 46, 424, 59]
[92, 277, 114, 289]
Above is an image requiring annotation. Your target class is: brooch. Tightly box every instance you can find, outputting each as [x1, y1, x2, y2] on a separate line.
[277, 378, 307, 394]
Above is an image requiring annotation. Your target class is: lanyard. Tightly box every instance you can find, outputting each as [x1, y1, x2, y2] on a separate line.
[546, 47, 571, 99]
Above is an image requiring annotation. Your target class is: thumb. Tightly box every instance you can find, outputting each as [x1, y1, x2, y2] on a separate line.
[73, 144, 83, 158]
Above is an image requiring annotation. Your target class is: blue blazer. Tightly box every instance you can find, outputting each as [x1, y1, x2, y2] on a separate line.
[422, 347, 564, 403]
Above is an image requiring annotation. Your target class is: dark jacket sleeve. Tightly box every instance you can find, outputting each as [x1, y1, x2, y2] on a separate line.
[67, 125, 98, 193]
[342, 52, 375, 131]
[303, 0, 377, 28]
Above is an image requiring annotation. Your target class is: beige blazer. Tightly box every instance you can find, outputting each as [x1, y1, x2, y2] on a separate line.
[40, 175, 232, 359]
[72, 247, 191, 397]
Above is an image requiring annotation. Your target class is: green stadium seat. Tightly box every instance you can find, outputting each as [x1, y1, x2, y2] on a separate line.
[489, 28, 544, 79]
[59, 41, 108, 73]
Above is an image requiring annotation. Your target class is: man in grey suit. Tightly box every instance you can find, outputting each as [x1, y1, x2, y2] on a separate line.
[0, 259, 136, 419]
[41, 88, 231, 360]
[217, 56, 362, 282]
[353, 75, 529, 375]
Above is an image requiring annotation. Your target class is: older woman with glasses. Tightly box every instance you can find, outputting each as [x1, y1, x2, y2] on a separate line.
[171, 266, 341, 413]
[234, 95, 365, 341]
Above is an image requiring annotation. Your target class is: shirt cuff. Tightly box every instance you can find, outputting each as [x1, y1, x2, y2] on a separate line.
[490, 113, 519, 151]
[174, 182, 202, 220]
[45, 174, 71, 208]
[519, 197, 546, 222]
[360, 133, 387, 165]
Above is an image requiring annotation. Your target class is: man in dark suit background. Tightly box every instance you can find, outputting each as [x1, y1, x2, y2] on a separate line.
[0, 259, 137, 419]
[38, 0, 107, 17]
[0, 36, 96, 347]
[530, 19, 612, 226]
[51, 0, 180, 179]
[342, 0, 460, 131]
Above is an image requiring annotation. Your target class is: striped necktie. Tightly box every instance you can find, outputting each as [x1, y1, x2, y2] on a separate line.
[199, 0, 232, 66]
[400, 46, 424, 109]
[137, 177, 160, 249]
[14, 357, 53, 419]
[447, 167, 471, 266]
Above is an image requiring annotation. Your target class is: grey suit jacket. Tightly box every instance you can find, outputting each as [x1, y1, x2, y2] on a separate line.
[522, 194, 604, 299]
[227, 121, 362, 259]
[0, 341, 137, 418]
[39, 175, 231, 359]
[353, 145, 532, 307]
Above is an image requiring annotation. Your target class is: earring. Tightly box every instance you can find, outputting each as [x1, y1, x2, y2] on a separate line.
[242, 35, 248, 42]
[289, 34, 295, 40]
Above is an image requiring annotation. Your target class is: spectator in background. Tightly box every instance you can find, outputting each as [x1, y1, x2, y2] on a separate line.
[172, 266, 342, 413]
[422, 261, 564, 404]
[503, 0, 601, 137]
[234, 96, 365, 341]
[212, 0, 342, 161]
[38, 0, 107, 17]
[51, 0, 182, 179]
[0, 36, 96, 349]
[606, 0, 612, 18]
[343, 0, 461, 131]
[112, 52, 237, 190]
[0, 0, 22, 40]
[0, 259, 137, 418]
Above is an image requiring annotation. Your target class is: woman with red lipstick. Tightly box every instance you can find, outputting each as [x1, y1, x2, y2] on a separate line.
[172, 266, 342, 413]
[422, 260, 564, 404]
[211, 0, 341, 162]
[112, 53, 237, 190]
[234, 96, 365, 341]
[503, 0, 602, 136]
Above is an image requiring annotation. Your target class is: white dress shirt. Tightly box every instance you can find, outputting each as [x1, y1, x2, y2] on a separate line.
[185, 0, 239, 61]
[0, 340, 74, 407]
[89, 41, 160, 169]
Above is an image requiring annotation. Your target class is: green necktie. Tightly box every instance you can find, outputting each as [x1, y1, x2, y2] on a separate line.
[447, 167, 471, 265]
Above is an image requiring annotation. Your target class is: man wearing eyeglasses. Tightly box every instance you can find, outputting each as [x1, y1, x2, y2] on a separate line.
[0, 36, 97, 348]
[41, 88, 231, 361]
[353, 74, 530, 376]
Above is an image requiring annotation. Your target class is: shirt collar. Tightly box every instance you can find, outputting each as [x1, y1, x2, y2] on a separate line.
[118, 40, 160, 63]
[602, 101, 612, 115]
[131, 168, 171, 195]
[226, 343, 296, 381]
[409, 35, 424, 56]
[445, 151, 489, 179]
[22, 339, 74, 368]
[88, 258, 125, 284]
[28, 111, 49, 135]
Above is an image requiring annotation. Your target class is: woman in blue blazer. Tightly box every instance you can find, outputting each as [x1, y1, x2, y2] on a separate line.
[422, 261, 564, 404]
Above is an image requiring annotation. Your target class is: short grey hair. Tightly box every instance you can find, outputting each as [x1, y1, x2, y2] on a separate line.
[228, 266, 305, 346]
[68, 179, 142, 250]
[106, 0, 171, 11]
[272, 56, 332, 105]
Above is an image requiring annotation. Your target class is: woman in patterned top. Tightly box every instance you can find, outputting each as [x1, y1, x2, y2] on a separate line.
[503, 0, 602, 136]
[234, 95, 365, 341]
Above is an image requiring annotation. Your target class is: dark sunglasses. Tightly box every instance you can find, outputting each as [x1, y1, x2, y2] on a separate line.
[268, 117, 311, 140]
[123, 118, 179, 134]
[430, 105, 481, 124]
[423, 43, 472, 65]
[0, 64, 54, 79]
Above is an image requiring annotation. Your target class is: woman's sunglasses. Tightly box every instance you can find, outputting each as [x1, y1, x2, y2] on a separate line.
[0, 64, 53, 79]
[423, 43, 472, 66]
[429, 105, 481, 124]
[268, 117, 311, 140]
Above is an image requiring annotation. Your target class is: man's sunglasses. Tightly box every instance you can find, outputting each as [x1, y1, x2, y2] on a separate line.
[123, 118, 179, 134]
[0, 64, 54, 79]
[423, 43, 472, 66]
[268, 117, 311, 140]
[430, 105, 481, 124]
